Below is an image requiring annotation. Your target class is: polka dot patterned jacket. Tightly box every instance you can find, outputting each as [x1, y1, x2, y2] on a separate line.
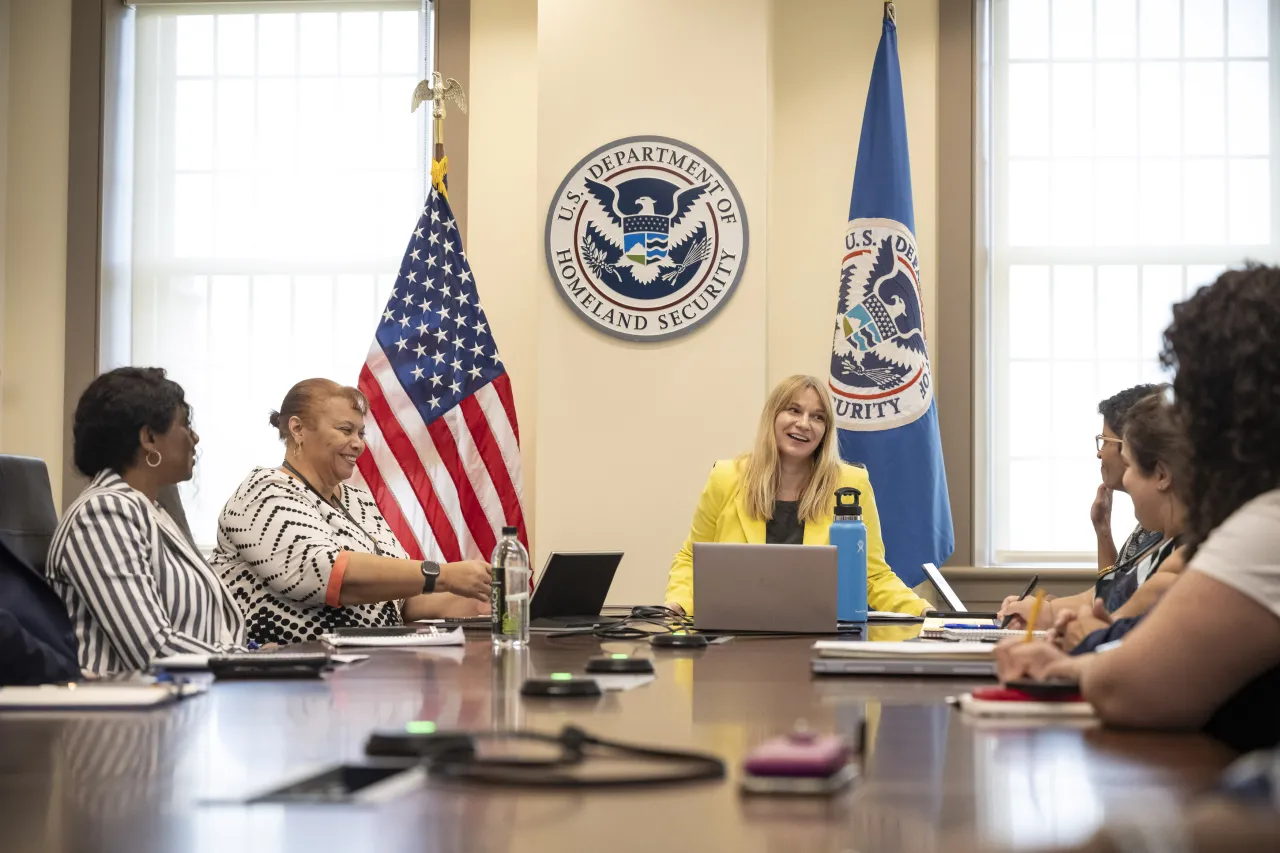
[210, 467, 405, 645]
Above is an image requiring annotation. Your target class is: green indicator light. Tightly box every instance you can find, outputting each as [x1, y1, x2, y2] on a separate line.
[611, 653, 628, 660]
[550, 672, 574, 681]
[673, 631, 687, 636]
[406, 720, 437, 735]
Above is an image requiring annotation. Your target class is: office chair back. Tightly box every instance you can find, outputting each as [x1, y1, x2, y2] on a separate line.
[0, 455, 60, 576]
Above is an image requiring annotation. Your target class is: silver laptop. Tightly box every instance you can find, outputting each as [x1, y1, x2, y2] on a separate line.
[693, 543, 838, 633]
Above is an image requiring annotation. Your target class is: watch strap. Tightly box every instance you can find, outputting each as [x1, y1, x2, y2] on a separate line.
[421, 560, 441, 595]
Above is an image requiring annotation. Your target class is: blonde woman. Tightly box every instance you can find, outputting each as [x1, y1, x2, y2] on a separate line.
[664, 374, 930, 617]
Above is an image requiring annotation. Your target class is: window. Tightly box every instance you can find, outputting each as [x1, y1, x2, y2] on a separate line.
[985, 0, 1279, 564]
[130, 3, 428, 545]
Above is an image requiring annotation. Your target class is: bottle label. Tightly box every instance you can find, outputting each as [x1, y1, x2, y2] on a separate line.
[490, 563, 506, 634]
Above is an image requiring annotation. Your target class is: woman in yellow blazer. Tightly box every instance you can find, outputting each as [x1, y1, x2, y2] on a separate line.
[664, 374, 930, 617]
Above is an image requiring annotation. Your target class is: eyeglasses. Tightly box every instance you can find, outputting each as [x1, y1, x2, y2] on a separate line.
[1095, 435, 1123, 452]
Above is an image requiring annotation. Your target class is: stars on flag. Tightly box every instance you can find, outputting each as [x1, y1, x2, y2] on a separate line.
[372, 181, 506, 428]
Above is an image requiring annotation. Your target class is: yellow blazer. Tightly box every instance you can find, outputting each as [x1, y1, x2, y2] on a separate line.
[665, 459, 929, 617]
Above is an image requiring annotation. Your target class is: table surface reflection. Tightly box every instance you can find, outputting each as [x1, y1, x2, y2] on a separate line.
[0, 627, 1235, 853]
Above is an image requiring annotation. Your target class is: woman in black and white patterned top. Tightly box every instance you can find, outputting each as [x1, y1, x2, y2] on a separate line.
[210, 379, 491, 645]
[48, 368, 245, 674]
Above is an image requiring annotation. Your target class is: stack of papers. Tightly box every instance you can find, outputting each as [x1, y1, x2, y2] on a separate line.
[813, 640, 996, 660]
[320, 627, 466, 648]
[920, 616, 994, 638]
[941, 627, 1049, 643]
[0, 682, 207, 710]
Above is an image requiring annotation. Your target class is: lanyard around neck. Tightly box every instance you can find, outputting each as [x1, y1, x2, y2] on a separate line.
[280, 461, 384, 557]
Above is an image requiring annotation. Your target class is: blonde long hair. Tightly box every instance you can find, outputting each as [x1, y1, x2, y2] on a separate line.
[738, 375, 843, 524]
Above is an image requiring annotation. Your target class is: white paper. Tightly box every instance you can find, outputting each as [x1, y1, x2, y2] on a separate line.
[0, 684, 184, 708]
[868, 610, 921, 620]
[958, 693, 1095, 718]
[320, 627, 466, 648]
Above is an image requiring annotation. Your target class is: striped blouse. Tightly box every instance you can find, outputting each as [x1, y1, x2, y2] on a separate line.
[210, 467, 405, 645]
[46, 471, 245, 674]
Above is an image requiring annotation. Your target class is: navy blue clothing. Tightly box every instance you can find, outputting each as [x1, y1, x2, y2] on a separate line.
[1096, 534, 1181, 613]
[0, 535, 80, 685]
[1071, 616, 1143, 655]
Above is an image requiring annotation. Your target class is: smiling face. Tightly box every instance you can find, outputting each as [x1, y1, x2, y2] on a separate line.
[1121, 442, 1169, 532]
[293, 396, 367, 486]
[773, 387, 828, 464]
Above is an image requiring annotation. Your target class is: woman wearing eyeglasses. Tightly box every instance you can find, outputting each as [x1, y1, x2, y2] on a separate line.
[210, 379, 492, 645]
[1001, 385, 1184, 635]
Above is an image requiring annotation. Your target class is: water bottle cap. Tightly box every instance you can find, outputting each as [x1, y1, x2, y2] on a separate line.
[834, 487, 862, 518]
[502, 526, 518, 536]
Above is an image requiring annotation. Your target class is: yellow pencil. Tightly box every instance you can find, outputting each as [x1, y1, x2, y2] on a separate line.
[1023, 589, 1046, 643]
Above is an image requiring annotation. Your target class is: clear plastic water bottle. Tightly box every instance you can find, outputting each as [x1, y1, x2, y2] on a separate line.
[491, 526, 530, 649]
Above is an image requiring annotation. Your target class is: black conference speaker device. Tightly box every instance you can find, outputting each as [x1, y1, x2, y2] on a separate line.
[651, 631, 709, 649]
[521, 674, 603, 697]
[585, 654, 655, 674]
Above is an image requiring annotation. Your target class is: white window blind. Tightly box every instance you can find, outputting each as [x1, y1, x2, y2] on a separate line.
[986, 0, 1280, 564]
[131, 2, 427, 546]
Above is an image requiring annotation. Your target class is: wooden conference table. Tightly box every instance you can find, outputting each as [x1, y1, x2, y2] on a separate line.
[0, 626, 1236, 853]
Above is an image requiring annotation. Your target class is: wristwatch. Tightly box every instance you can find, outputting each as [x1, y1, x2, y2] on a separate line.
[420, 560, 441, 595]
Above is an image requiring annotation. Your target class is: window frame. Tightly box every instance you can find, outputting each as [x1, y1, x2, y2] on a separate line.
[974, 0, 1280, 567]
[63, 0, 471, 509]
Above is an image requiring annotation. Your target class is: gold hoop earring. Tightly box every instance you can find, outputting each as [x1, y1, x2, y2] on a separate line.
[146, 450, 162, 468]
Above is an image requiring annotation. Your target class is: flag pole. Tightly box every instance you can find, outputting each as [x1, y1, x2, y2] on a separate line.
[410, 71, 469, 162]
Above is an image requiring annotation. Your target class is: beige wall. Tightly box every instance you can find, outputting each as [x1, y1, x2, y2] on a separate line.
[768, 0, 939, 386]
[2, 0, 71, 506]
[470, 0, 941, 603]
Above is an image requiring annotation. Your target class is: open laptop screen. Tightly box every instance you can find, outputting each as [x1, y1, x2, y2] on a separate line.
[921, 562, 965, 612]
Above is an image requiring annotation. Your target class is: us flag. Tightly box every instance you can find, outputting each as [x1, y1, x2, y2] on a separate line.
[355, 158, 527, 565]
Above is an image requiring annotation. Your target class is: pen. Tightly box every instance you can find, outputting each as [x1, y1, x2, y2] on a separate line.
[1023, 589, 1046, 644]
[1000, 574, 1041, 629]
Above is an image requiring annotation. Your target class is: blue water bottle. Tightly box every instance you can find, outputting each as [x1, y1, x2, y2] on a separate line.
[830, 487, 868, 623]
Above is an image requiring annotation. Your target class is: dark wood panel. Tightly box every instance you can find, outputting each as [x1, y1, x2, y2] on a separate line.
[0, 635, 1234, 853]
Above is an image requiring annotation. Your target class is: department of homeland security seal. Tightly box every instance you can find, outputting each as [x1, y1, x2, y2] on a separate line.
[829, 218, 933, 430]
[545, 136, 749, 341]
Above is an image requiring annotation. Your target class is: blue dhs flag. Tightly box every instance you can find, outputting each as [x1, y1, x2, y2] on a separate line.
[827, 3, 953, 587]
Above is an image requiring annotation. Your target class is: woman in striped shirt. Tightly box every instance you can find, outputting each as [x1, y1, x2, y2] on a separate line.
[210, 379, 491, 645]
[47, 368, 245, 674]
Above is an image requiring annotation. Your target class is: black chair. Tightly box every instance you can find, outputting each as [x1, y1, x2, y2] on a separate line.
[0, 455, 60, 576]
[156, 485, 199, 550]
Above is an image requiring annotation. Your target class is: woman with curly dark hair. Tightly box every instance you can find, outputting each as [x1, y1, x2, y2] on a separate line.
[46, 368, 245, 673]
[996, 265, 1280, 752]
